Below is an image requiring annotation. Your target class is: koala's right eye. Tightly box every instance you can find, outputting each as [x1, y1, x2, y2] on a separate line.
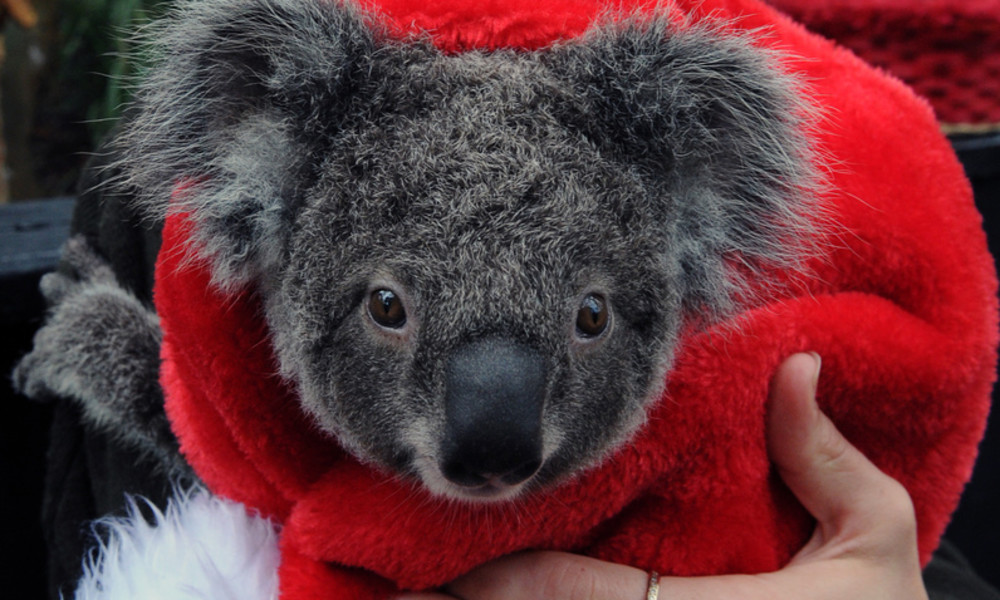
[368, 289, 407, 329]
[576, 294, 610, 338]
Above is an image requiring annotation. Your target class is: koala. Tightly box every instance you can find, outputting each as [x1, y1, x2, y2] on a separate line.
[17, 0, 818, 503]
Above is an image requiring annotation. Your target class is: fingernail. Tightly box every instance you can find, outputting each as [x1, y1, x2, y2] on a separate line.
[806, 351, 822, 395]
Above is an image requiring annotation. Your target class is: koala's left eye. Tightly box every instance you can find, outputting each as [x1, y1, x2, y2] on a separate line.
[368, 289, 407, 329]
[576, 294, 609, 338]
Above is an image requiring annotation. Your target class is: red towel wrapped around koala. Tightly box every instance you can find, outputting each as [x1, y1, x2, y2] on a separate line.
[146, 0, 997, 598]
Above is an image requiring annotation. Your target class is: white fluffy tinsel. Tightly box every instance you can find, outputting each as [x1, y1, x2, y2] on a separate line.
[75, 488, 280, 600]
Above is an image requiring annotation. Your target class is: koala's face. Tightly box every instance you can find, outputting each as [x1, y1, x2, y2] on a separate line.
[120, 0, 815, 502]
[270, 54, 686, 500]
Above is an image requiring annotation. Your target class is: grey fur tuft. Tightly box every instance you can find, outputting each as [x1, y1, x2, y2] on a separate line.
[548, 18, 822, 318]
[110, 0, 381, 289]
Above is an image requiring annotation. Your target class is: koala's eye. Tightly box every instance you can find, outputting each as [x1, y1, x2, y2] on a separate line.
[368, 289, 407, 329]
[576, 294, 609, 338]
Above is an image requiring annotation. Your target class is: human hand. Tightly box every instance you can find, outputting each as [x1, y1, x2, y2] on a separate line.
[401, 352, 929, 600]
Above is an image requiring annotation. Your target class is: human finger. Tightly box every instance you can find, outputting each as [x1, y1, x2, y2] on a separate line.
[439, 551, 648, 600]
[766, 352, 920, 564]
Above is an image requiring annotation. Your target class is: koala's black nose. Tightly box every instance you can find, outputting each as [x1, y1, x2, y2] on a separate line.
[441, 338, 546, 488]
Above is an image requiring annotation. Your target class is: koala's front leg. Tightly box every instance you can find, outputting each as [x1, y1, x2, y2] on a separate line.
[13, 236, 191, 478]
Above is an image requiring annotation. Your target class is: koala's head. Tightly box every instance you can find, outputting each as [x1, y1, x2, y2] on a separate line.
[118, 0, 818, 501]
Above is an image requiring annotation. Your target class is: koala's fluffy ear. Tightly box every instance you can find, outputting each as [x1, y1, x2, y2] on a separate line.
[112, 0, 379, 288]
[550, 18, 820, 319]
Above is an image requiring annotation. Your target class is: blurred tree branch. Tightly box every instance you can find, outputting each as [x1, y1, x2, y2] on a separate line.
[2, 0, 38, 29]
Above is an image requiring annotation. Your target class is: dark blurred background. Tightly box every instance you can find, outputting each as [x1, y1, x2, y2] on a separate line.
[0, 0, 997, 596]
[0, 0, 169, 591]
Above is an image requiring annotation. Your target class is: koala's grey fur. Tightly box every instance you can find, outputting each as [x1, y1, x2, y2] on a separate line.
[13, 237, 192, 479]
[36, 0, 819, 500]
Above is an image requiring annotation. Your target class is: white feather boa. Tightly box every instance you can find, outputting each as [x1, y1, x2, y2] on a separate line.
[75, 488, 280, 600]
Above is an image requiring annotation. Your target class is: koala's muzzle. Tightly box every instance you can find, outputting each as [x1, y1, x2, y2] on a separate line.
[441, 339, 546, 490]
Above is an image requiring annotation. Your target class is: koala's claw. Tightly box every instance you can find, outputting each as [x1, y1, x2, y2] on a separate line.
[11, 352, 56, 403]
[62, 235, 117, 284]
[38, 271, 77, 306]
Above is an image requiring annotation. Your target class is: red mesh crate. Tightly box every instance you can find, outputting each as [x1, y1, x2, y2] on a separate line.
[768, 0, 1000, 133]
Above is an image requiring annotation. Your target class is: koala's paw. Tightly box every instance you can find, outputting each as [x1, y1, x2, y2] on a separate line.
[11, 347, 56, 402]
[14, 236, 160, 402]
[12, 236, 189, 477]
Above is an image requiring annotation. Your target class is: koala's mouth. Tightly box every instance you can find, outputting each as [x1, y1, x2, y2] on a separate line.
[449, 484, 526, 502]
[410, 451, 546, 502]
[442, 454, 544, 499]
[447, 475, 534, 501]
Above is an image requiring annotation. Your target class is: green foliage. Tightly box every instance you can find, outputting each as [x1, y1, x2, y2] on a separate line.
[56, 0, 171, 144]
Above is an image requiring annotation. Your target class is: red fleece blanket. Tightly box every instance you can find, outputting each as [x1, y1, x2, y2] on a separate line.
[153, 1, 999, 598]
